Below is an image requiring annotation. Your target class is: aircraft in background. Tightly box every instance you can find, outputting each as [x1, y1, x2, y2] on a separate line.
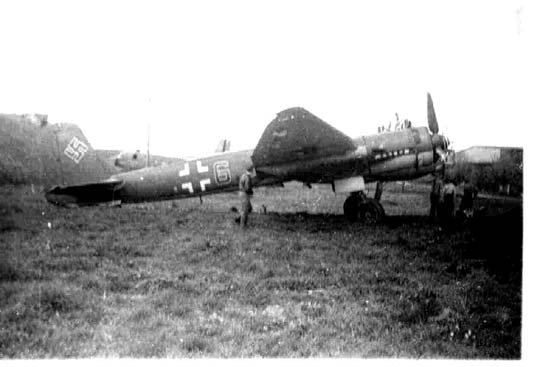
[111, 139, 231, 172]
[111, 150, 182, 172]
[0, 113, 232, 184]
[44, 93, 451, 223]
[0, 113, 116, 187]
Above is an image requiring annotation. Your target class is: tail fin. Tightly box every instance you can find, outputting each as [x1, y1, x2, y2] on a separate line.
[215, 139, 231, 153]
[50, 123, 116, 186]
[0, 114, 114, 187]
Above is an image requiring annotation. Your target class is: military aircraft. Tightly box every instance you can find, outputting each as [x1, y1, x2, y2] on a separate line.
[0, 113, 234, 185]
[0, 113, 116, 187]
[111, 140, 231, 172]
[44, 93, 450, 223]
[110, 150, 182, 172]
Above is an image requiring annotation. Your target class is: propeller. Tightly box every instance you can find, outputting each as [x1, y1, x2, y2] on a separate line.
[427, 93, 451, 172]
[427, 93, 439, 135]
[427, 93, 451, 220]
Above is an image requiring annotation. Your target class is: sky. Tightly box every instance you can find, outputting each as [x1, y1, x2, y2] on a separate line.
[1, 1, 538, 360]
[0, 0, 536, 158]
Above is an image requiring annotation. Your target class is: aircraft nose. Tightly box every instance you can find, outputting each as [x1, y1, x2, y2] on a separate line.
[432, 133, 449, 152]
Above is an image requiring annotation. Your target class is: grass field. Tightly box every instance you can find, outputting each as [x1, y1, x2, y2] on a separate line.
[0, 181, 522, 358]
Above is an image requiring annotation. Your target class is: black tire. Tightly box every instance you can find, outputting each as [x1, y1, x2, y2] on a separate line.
[359, 198, 385, 224]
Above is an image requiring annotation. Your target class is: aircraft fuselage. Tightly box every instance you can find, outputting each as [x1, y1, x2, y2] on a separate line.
[109, 126, 439, 204]
[44, 94, 449, 215]
[358, 126, 437, 182]
[252, 127, 438, 185]
[112, 150, 255, 203]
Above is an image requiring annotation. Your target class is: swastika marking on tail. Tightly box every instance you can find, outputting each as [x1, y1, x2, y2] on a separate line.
[64, 137, 88, 163]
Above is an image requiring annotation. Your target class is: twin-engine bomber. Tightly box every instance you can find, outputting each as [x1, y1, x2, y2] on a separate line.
[44, 93, 450, 223]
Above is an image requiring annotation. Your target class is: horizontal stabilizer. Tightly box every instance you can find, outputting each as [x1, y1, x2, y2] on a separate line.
[45, 180, 124, 207]
[252, 107, 356, 168]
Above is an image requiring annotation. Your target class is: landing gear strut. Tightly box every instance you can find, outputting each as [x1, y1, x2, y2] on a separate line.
[374, 181, 383, 201]
[343, 191, 385, 224]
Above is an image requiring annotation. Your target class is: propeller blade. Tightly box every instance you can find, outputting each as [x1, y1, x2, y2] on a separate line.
[427, 93, 439, 134]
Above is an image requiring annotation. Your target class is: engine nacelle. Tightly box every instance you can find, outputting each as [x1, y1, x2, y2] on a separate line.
[357, 127, 437, 182]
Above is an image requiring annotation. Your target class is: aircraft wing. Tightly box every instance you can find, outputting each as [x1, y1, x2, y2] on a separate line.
[252, 107, 363, 182]
[45, 179, 124, 207]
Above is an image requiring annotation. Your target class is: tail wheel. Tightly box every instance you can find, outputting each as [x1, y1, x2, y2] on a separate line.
[359, 198, 385, 224]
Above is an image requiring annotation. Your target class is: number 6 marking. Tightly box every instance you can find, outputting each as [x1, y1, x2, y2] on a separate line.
[214, 160, 231, 184]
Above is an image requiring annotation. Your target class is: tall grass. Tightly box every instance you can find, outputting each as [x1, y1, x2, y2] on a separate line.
[0, 183, 521, 358]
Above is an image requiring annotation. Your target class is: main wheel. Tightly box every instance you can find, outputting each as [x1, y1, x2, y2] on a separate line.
[358, 198, 385, 224]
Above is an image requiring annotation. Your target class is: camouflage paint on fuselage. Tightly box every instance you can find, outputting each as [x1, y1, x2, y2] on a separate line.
[1, 114, 115, 186]
[357, 126, 437, 182]
[43, 96, 449, 207]
[253, 126, 439, 185]
[113, 150, 254, 203]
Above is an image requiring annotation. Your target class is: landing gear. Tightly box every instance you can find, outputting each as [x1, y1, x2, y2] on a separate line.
[343, 191, 385, 224]
[374, 181, 383, 201]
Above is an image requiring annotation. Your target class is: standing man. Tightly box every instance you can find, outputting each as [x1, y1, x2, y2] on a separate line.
[238, 167, 254, 227]
[442, 178, 457, 225]
[430, 175, 444, 222]
[459, 180, 478, 218]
